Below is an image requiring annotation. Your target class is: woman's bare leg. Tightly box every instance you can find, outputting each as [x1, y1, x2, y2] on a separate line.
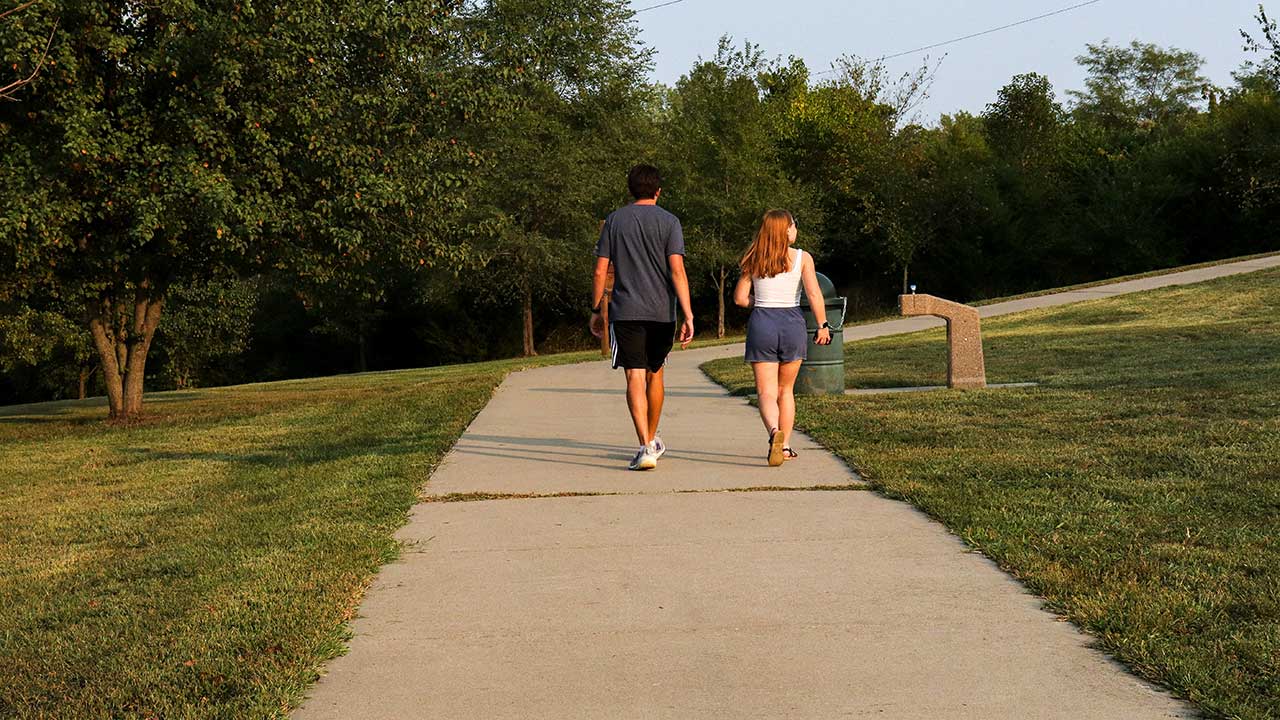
[777, 360, 803, 449]
[751, 362, 781, 434]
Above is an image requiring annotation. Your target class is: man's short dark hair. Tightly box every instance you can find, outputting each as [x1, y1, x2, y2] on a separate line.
[627, 164, 662, 200]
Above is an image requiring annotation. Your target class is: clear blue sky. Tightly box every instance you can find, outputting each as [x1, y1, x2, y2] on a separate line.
[629, 0, 1270, 123]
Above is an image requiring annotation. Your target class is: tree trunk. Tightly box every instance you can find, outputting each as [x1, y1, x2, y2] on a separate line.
[713, 266, 727, 339]
[88, 297, 125, 418]
[902, 264, 910, 295]
[357, 320, 368, 373]
[78, 364, 91, 400]
[521, 285, 537, 357]
[87, 280, 164, 421]
[122, 282, 163, 417]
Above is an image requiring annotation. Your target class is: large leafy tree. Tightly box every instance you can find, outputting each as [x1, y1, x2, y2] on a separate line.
[1069, 40, 1209, 131]
[1171, 75, 1280, 262]
[0, 0, 497, 419]
[662, 39, 816, 337]
[911, 112, 1003, 299]
[0, 299, 96, 401]
[151, 279, 257, 389]
[978, 73, 1075, 288]
[775, 56, 933, 296]
[1062, 45, 1216, 278]
[466, 0, 652, 356]
[983, 73, 1067, 171]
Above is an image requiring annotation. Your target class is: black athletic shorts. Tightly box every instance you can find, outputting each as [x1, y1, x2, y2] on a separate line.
[609, 321, 676, 372]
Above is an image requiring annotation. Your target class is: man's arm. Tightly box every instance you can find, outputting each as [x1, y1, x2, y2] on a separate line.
[591, 256, 610, 310]
[668, 254, 695, 348]
[589, 256, 610, 338]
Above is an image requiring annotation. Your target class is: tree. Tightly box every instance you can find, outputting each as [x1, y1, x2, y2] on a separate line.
[983, 73, 1067, 171]
[0, 0, 56, 101]
[0, 300, 96, 400]
[871, 125, 938, 294]
[1069, 40, 1209, 131]
[1241, 4, 1280, 81]
[152, 280, 257, 389]
[912, 113, 1004, 299]
[977, 73, 1078, 289]
[0, 0, 501, 420]
[1184, 77, 1280, 260]
[663, 39, 817, 337]
[774, 55, 934, 296]
[466, 0, 652, 355]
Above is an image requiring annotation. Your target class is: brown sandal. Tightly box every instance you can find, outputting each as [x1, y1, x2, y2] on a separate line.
[768, 429, 785, 467]
[782, 447, 798, 460]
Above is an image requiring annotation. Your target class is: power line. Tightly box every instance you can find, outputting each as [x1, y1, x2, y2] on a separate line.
[814, 0, 1102, 75]
[879, 0, 1101, 60]
[634, 0, 690, 13]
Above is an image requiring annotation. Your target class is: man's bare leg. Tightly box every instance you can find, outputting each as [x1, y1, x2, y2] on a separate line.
[624, 368, 651, 446]
[645, 367, 664, 444]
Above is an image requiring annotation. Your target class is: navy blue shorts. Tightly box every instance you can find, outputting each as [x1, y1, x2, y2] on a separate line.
[745, 307, 807, 363]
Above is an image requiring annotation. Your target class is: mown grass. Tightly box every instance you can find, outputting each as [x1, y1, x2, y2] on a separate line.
[0, 351, 597, 718]
[970, 249, 1279, 306]
[704, 267, 1280, 720]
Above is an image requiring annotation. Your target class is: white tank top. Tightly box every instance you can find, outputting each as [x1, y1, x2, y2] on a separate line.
[751, 248, 804, 308]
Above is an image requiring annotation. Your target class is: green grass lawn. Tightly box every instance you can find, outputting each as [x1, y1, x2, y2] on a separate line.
[0, 351, 596, 718]
[970, 250, 1279, 306]
[705, 267, 1280, 720]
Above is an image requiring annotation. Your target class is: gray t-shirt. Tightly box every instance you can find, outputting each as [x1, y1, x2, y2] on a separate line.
[595, 203, 685, 323]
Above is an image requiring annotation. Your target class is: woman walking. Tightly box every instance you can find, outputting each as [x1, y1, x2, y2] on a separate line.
[734, 210, 832, 466]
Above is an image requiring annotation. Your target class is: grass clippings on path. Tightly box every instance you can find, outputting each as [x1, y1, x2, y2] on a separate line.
[703, 267, 1280, 720]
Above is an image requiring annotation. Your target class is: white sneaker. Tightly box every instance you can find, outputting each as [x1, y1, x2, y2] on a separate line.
[651, 435, 666, 459]
[629, 443, 659, 471]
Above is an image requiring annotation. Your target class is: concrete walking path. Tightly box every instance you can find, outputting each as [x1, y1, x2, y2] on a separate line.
[295, 255, 1277, 718]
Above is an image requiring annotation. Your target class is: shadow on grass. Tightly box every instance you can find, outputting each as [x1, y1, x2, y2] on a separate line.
[0, 398, 106, 419]
[116, 447, 284, 465]
[0, 415, 96, 425]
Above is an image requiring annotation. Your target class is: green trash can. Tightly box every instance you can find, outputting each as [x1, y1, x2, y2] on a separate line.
[796, 272, 846, 395]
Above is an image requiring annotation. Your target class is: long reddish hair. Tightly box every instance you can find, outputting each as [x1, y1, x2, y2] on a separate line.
[740, 209, 794, 279]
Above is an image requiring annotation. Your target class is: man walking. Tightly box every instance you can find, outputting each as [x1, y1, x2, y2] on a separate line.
[590, 164, 694, 471]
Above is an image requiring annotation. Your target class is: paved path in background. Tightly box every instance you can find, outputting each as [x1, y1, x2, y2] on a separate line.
[295, 255, 1278, 718]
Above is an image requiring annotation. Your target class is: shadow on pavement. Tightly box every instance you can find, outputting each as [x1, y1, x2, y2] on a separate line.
[528, 387, 728, 398]
[458, 434, 762, 468]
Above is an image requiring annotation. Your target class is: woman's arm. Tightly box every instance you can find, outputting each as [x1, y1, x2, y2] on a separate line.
[800, 253, 832, 345]
[733, 273, 753, 308]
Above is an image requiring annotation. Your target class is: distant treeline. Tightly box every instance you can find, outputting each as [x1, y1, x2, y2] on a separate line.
[2, 1, 1279, 410]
